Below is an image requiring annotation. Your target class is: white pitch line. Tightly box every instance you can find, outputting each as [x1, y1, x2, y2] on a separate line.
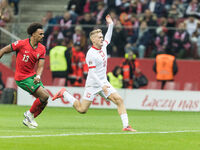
[0, 130, 200, 139]
[0, 130, 41, 133]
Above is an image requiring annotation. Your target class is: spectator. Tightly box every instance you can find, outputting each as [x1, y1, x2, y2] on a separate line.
[196, 23, 200, 58]
[173, 0, 185, 18]
[107, 66, 123, 89]
[64, 32, 74, 48]
[139, 9, 158, 38]
[190, 30, 199, 58]
[46, 26, 64, 52]
[129, 21, 151, 58]
[184, 14, 200, 37]
[68, 4, 78, 23]
[89, 0, 103, 13]
[67, 0, 86, 15]
[104, 0, 119, 11]
[153, 52, 178, 89]
[105, 0, 119, 12]
[166, 15, 176, 44]
[59, 11, 74, 36]
[154, 26, 169, 55]
[49, 39, 72, 86]
[8, 0, 19, 15]
[145, 0, 166, 17]
[78, 12, 96, 37]
[108, 20, 127, 57]
[118, 0, 130, 14]
[130, 13, 139, 30]
[0, 0, 13, 27]
[163, 0, 173, 11]
[168, 4, 182, 20]
[185, 0, 200, 17]
[172, 22, 191, 58]
[128, 0, 144, 15]
[72, 25, 87, 52]
[68, 42, 87, 87]
[109, 9, 118, 25]
[121, 51, 140, 88]
[42, 11, 57, 32]
[119, 4, 133, 36]
[42, 11, 58, 47]
[94, 2, 108, 25]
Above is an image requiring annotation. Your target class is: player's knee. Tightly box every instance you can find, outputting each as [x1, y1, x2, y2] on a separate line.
[39, 93, 49, 102]
[42, 95, 49, 102]
[116, 96, 124, 105]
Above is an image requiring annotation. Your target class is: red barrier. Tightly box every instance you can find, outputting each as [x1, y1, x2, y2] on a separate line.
[1, 57, 200, 90]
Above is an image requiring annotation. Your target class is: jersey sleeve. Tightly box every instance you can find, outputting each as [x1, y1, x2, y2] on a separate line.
[11, 40, 23, 51]
[39, 47, 46, 59]
[86, 52, 96, 69]
[104, 23, 114, 46]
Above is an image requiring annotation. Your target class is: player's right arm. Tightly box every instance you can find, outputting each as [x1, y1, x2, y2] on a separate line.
[0, 45, 12, 59]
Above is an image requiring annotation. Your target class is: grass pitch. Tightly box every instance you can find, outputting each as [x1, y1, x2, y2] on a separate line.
[0, 104, 200, 150]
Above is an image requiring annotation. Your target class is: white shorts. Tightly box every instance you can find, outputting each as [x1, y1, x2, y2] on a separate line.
[83, 81, 117, 101]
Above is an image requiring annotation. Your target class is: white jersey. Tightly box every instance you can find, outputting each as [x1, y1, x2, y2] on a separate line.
[85, 24, 113, 88]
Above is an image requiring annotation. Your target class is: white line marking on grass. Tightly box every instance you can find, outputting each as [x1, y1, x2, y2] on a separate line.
[0, 130, 200, 139]
[0, 130, 41, 133]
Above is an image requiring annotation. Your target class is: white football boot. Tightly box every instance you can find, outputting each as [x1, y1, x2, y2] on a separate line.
[24, 111, 38, 127]
[23, 118, 36, 129]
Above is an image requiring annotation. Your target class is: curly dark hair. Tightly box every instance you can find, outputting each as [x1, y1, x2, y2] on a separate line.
[27, 23, 43, 36]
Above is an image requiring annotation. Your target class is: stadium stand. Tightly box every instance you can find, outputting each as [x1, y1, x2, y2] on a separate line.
[19, 0, 66, 23]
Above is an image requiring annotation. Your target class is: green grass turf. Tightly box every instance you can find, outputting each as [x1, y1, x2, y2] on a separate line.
[0, 104, 200, 150]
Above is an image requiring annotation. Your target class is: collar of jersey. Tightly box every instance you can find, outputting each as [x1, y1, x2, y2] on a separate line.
[92, 46, 101, 50]
[29, 38, 38, 50]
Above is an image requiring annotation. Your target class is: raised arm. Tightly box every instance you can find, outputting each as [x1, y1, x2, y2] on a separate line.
[104, 15, 114, 44]
[0, 45, 12, 59]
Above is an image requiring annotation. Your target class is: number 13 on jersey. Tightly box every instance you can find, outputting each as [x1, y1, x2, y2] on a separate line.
[22, 54, 29, 62]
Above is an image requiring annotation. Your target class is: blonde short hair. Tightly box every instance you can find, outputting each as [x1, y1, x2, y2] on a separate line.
[89, 29, 102, 39]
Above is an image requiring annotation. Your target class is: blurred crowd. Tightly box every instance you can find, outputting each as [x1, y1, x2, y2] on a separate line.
[0, 0, 19, 26]
[0, 0, 20, 47]
[42, 0, 200, 59]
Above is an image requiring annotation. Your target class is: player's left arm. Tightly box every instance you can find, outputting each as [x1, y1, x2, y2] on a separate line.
[104, 15, 114, 45]
[34, 59, 45, 84]
[0, 45, 12, 59]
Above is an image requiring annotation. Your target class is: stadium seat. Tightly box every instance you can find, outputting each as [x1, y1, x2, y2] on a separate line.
[146, 81, 161, 89]
[53, 78, 66, 86]
[183, 82, 198, 91]
[5, 77, 17, 89]
[164, 82, 180, 90]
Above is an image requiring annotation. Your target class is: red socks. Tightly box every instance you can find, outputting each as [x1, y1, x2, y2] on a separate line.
[29, 98, 47, 118]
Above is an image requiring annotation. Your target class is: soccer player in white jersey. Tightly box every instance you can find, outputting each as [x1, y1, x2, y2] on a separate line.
[52, 15, 136, 131]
